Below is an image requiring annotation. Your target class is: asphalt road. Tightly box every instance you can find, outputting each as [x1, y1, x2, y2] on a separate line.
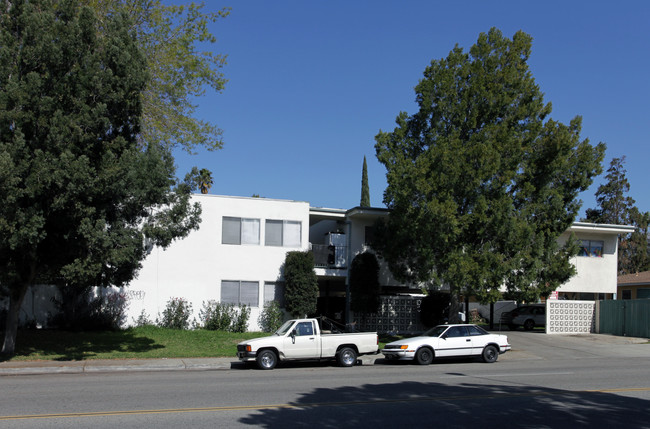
[1, 331, 648, 428]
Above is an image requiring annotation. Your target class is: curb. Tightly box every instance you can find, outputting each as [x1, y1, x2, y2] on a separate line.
[0, 354, 382, 376]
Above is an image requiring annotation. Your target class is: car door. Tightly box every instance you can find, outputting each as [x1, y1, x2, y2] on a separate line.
[282, 321, 320, 359]
[533, 306, 546, 326]
[436, 326, 473, 357]
[467, 325, 490, 355]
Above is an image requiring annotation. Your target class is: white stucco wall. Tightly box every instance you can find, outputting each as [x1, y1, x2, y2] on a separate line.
[557, 231, 619, 294]
[124, 194, 310, 330]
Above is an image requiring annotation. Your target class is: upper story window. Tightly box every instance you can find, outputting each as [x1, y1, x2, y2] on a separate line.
[578, 240, 604, 257]
[222, 217, 260, 245]
[265, 220, 301, 247]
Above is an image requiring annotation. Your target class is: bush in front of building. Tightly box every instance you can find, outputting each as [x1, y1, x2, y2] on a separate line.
[197, 301, 250, 332]
[48, 286, 129, 331]
[284, 251, 319, 318]
[157, 298, 193, 330]
[419, 291, 451, 327]
[258, 300, 284, 332]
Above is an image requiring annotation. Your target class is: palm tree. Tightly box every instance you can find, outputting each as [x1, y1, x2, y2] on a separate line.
[197, 168, 213, 194]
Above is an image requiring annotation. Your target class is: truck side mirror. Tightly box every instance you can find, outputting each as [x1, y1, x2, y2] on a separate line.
[290, 329, 296, 343]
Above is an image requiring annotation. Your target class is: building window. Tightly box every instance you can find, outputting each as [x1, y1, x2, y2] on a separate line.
[265, 220, 301, 247]
[578, 240, 604, 257]
[264, 281, 284, 306]
[222, 217, 260, 245]
[621, 290, 632, 300]
[221, 280, 259, 307]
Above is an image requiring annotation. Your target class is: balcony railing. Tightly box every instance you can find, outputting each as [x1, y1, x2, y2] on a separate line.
[311, 244, 347, 268]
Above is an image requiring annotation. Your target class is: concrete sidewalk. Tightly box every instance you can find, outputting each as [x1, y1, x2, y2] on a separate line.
[0, 332, 646, 376]
[0, 354, 383, 376]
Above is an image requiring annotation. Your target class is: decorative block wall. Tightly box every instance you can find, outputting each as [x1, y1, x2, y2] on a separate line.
[353, 295, 426, 334]
[547, 300, 596, 334]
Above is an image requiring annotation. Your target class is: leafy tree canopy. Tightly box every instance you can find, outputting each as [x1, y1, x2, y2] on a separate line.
[373, 28, 605, 307]
[585, 157, 636, 225]
[0, 0, 200, 355]
[82, 0, 229, 154]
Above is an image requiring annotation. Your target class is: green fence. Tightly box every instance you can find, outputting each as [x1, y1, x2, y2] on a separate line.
[599, 299, 650, 338]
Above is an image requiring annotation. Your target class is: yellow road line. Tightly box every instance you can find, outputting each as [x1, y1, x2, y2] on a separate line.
[2, 387, 649, 421]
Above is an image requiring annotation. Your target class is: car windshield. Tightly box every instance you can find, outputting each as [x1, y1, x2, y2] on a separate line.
[274, 320, 295, 336]
[424, 325, 449, 337]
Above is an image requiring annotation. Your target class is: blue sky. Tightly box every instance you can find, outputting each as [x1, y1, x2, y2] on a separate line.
[174, 0, 650, 219]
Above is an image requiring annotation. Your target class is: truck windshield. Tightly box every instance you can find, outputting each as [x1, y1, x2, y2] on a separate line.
[275, 320, 295, 336]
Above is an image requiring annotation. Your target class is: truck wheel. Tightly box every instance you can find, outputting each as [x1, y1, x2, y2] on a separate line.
[337, 347, 357, 367]
[256, 350, 277, 370]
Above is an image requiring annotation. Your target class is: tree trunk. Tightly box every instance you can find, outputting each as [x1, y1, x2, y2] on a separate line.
[448, 287, 463, 324]
[1, 283, 28, 357]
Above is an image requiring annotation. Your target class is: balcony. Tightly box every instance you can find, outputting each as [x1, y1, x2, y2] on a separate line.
[311, 243, 347, 269]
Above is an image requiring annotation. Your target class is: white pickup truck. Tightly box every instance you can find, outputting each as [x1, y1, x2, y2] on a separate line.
[237, 317, 378, 370]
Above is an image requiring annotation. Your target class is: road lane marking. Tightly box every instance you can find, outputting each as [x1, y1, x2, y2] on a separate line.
[2, 387, 649, 421]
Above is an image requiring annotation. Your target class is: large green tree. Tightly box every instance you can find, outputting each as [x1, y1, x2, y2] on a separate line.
[374, 28, 605, 315]
[0, 0, 200, 355]
[585, 157, 636, 225]
[82, 0, 229, 154]
[586, 157, 650, 274]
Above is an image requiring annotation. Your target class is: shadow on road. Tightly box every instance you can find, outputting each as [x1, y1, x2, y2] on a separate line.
[238, 380, 649, 428]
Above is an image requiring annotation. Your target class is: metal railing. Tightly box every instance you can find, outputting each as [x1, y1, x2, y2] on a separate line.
[311, 244, 347, 268]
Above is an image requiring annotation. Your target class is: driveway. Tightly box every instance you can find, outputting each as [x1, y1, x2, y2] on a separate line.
[497, 330, 649, 361]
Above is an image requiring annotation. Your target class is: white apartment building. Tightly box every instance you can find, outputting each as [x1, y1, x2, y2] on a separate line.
[12, 194, 635, 331]
[120, 194, 634, 330]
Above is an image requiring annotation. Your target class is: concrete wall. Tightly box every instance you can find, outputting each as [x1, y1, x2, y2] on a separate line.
[546, 300, 596, 334]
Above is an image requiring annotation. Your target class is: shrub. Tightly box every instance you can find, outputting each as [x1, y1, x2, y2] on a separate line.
[197, 301, 250, 332]
[284, 251, 318, 318]
[48, 286, 129, 331]
[231, 304, 250, 333]
[157, 298, 193, 330]
[258, 300, 284, 332]
[419, 291, 451, 327]
[132, 310, 154, 327]
[198, 300, 235, 331]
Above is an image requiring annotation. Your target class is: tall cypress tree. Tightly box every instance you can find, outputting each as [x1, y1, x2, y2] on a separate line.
[360, 156, 370, 207]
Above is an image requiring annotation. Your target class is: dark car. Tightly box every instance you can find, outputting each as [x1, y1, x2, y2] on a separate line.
[501, 304, 545, 330]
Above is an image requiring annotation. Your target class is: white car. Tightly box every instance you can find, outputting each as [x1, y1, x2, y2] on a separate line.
[381, 324, 511, 364]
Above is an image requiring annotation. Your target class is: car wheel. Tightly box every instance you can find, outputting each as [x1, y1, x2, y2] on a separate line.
[337, 347, 357, 367]
[482, 345, 499, 363]
[256, 349, 277, 370]
[523, 319, 535, 331]
[415, 347, 434, 365]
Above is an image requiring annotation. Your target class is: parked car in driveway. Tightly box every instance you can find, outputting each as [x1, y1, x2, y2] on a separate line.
[506, 304, 546, 330]
[380, 324, 511, 364]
